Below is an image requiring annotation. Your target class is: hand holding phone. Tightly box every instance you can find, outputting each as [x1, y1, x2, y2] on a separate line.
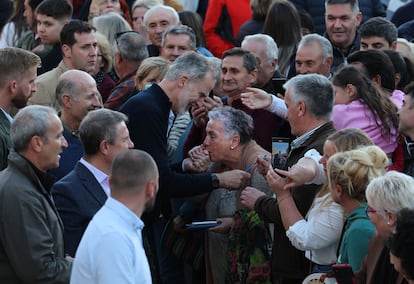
[332, 264, 356, 284]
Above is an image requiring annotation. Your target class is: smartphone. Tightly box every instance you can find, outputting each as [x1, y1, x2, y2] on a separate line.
[271, 78, 287, 96]
[332, 264, 355, 284]
[271, 137, 290, 169]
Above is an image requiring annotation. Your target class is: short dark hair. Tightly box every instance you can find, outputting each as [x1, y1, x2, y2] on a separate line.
[325, 0, 359, 14]
[36, 0, 73, 20]
[222, 47, 257, 73]
[360, 17, 397, 46]
[60, 20, 96, 47]
[347, 50, 395, 91]
[79, 109, 128, 156]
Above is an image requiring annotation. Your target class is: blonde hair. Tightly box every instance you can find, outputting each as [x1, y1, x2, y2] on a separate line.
[135, 56, 170, 88]
[327, 145, 387, 203]
[95, 32, 112, 72]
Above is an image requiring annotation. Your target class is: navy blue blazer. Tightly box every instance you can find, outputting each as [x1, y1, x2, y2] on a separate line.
[51, 162, 107, 257]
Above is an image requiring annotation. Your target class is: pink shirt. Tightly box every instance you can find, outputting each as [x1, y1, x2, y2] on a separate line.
[332, 99, 398, 155]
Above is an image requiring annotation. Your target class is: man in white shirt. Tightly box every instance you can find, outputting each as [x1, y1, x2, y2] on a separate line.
[70, 149, 159, 284]
[51, 108, 134, 256]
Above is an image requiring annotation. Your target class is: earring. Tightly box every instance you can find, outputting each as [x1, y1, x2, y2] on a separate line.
[387, 221, 391, 225]
[230, 146, 234, 150]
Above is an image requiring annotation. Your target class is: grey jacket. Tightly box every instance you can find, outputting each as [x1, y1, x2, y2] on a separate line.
[0, 151, 72, 283]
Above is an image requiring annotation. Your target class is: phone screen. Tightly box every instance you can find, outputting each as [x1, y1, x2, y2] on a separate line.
[272, 137, 289, 169]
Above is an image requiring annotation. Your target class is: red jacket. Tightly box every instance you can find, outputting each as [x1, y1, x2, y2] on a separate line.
[203, 0, 251, 57]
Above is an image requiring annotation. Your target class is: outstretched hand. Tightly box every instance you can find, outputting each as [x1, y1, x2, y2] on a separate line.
[241, 87, 272, 110]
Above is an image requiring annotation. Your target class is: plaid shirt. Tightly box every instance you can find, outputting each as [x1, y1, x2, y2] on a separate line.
[104, 72, 137, 110]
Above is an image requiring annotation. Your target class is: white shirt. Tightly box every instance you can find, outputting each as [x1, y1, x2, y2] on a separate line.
[79, 158, 110, 196]
[286, 194, 343, 265]
[70, 197, 152, 284]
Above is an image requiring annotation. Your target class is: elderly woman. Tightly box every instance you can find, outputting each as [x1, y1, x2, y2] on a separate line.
[355, 171, 414, 283]
[201, 106, 272, 284]
[326, 145, 387, 272]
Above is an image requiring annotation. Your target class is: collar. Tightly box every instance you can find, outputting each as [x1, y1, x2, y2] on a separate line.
[290, 124, 324, 150]
[0, 107, 12, 123]
[105, 196, 144, 231]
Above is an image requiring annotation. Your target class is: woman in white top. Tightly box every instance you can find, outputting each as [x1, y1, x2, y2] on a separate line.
[241, 128, 374, 273]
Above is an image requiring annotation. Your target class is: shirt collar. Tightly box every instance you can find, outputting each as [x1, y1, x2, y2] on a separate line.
[105, 197, 144, 232]
[290, 124, 323, 150]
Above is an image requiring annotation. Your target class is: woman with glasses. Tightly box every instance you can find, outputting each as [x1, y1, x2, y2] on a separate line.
[326, 145, 387, 272]
[355, 171, 414, 283]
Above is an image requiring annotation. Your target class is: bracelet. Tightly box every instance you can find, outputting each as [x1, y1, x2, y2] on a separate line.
[267, 93, 273, 108]
[277, 194, 292, 205]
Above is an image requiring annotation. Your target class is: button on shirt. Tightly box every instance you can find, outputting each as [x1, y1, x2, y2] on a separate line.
[70, 197, 151, 284]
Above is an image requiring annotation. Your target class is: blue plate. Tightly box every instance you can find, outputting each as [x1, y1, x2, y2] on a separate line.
[186, 221, 219, 229]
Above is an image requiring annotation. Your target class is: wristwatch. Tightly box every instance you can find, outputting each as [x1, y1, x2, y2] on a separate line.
[211, 173, 220, 189]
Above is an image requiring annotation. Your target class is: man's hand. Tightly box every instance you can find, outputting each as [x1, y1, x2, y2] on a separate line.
[241, 87, 272, 110]
[216, 170, 251, 190]
[209, 217, 232, 234]
[256, 154, 272, 176]
[240, 186, 266, 209]
[186, 145, 210, 172]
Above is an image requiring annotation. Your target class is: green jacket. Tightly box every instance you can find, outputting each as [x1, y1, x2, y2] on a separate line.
[337, 203, 375, 272]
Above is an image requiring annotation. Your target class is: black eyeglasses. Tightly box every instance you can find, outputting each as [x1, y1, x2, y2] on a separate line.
[114, 31, 141, 58]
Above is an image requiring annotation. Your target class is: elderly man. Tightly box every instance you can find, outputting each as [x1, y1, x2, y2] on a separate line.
[160, 25, 196, 62]
[104, 31, 148, 110]
[52, 108, 134, 257]
[241, 34, 281, 94]
[325, 0, 362, 72]
[70, 149, 158, 283]
[241, 33, 333, 118]
[0, 47, 40, 170]
[143, 4, 180, 57]
[0, 105, 71, 283]
[120, 52, 250, 283]
[30, 20, 98, 109]
[49, 70, 101, 180]
[241, 74, 336, 283]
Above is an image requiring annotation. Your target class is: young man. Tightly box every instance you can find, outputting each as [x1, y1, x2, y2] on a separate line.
[36, 0, 73, 74]
[0, 48, 41, 170]
[360, 16, 398, 51]
[31, 20, 98, 109]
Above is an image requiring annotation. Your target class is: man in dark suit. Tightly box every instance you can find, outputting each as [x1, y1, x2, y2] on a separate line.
[51, 108, 134, 257]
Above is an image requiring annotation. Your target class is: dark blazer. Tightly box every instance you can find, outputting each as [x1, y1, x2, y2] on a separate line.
[51, 161, 108, 257]
[0, 111, 11, 170]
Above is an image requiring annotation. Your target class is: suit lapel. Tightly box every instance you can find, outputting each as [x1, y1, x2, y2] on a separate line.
[75, 162, 108, 205]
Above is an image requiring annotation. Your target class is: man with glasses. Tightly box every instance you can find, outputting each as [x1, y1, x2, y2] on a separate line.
[104, 31, 148, 110]
[30, 20, 98, 109]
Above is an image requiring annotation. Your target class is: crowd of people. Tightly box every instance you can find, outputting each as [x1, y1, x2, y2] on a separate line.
[0, 0, 414, 283]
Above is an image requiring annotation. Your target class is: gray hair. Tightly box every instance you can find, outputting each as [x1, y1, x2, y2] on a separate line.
[161, 25, 197, 50]
[284, 74, 334, 120]
[325, 0, 360, 15]
[241, 33, 279, 61]
[113, 31, 149, 63]
[207, 57, 222, 90]
[93, 12, 131, 46]
[164, 52, 212, 82]
[298, 33, 333, 62]
[132, 0, 162, 11]
[143, 5, 179, 28]
[366, 171, 414, 218]
[79, 109, 128, 156]
[208, 106, 253, 144]
[11, 105, 57, 151]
